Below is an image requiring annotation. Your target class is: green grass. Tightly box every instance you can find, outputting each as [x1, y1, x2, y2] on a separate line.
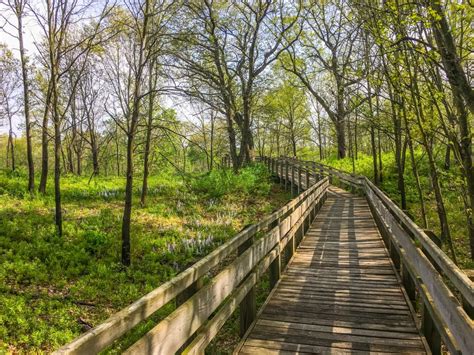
[0, 164, 290, 353]
[319, 151, 473, 269]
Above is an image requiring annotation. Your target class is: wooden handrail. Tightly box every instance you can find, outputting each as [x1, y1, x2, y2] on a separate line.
[55, 158, 328, 354]
[364, 177, 473, 354]
[364, 177, 474, 307]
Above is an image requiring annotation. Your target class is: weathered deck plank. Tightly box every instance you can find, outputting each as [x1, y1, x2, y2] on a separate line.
[238, 186, 426, 354]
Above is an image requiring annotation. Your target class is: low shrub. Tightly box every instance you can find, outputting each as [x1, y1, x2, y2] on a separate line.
[192, 163, 271, 198]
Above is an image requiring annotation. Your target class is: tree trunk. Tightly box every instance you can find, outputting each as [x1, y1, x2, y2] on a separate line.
[122, 133, 134, 266]
[121, 0, 150, 266]
[141, 99, 153, 207]
[317, 113, 323, 160]
[227, 112, 239, 171]
[370, 126, 378, 185]
[17, 8, 34, 191]
[54, 119, 62, 237]
[39, 116, 49, 193]
[6, 100, 15, 171]
[429, 1, 474, 115]
[377, 128, 383, 182]
[444, 145, 451, 170]
[91, 139, 99, 175]
[335, 118, 346, 159]
[39, 84, 52, 193]
[209, 114, 215, 170]
[67, 143, 74, 174]
[403, 104, 428, 228]
[115, 126, 120, 176]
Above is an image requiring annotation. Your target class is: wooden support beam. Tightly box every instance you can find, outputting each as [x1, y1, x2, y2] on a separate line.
[402, 262, 417, 309]
[297, 166, 301, 194]
[269, 252, 281, 290]
[422, 304, 441, 355]
[291, 165, 295, 197]
[238, 237, 256, 337]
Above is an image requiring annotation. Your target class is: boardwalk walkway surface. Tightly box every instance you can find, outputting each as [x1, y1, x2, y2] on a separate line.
[238, 186, 427, 354]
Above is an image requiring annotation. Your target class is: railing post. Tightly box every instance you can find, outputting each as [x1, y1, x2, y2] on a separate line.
[422, 304, 441, 355]
[305, 168, 310, 189]
[238, 236, 256, 337]
[321, 167, 327, 183]
[176, 277, 204, 352]
[297, 166, 302, 194]
[291, 164, 295, 197]
[269, 223, 281, 289]
[285, 160, 289, 191]
[401, 263, 416, 308]
[390, 242, 401, 271]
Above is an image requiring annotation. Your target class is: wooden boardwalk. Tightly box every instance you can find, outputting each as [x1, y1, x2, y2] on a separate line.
[238, 187, 427, 354]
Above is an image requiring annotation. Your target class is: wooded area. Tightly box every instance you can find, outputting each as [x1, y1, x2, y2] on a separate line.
[0, 0, 472, 352]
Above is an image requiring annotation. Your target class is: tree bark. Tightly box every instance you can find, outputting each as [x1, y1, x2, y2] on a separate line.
[16, 4, 34, 190]
[121, 0, 151, 266]
[5, 100, 15, 171]
[39, 83, 52, 193]
[335, 118, 346, 159]
[140, 62, 155, 207]
[429, 1, 474, 115]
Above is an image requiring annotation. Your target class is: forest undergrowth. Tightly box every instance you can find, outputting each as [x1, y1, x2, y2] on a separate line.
[0, 164, 290, 353]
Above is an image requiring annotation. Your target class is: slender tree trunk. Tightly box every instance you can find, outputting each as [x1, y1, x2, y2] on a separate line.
[368, 85, 379, 184]
[386, 81, 407, 209]
[209, 114, 215, 170]
[227, 112, 239, 171]
[354, 112, 358, 160]
[115, 126, 120, 176]
[141, 76, 154, 207]
[39, 84, 52, 193]
[121, 0, 150, 266]
[122, 132, 134, 266]
[429, 1, 474, 115]
[317, 113, 323, 160]
[39, 116, 49, 193]
[403, 104, 428, 228]
[377, 128, 383, 182]
[54, 119, 62, 236]
[444, 145, 451, 170]
[412, 82, 457, 262]
[8, 130, 15, 172]
[91, 139, 99, 175]
[76, 149, 82, 176]
[67, 143, 74, 174]
[17, 7, 34, 190]
[370, 126, 378, 185]
[6, 101, 15, 171]
[375, 94, 383, 183]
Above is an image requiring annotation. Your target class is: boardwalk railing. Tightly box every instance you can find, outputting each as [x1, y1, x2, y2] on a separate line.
[55, 163, 328, 354]
[270, 156, 474, 355]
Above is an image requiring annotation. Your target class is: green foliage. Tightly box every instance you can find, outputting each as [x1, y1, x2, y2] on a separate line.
[0, 167, 287, 352]
[192, 163, 272, 198]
